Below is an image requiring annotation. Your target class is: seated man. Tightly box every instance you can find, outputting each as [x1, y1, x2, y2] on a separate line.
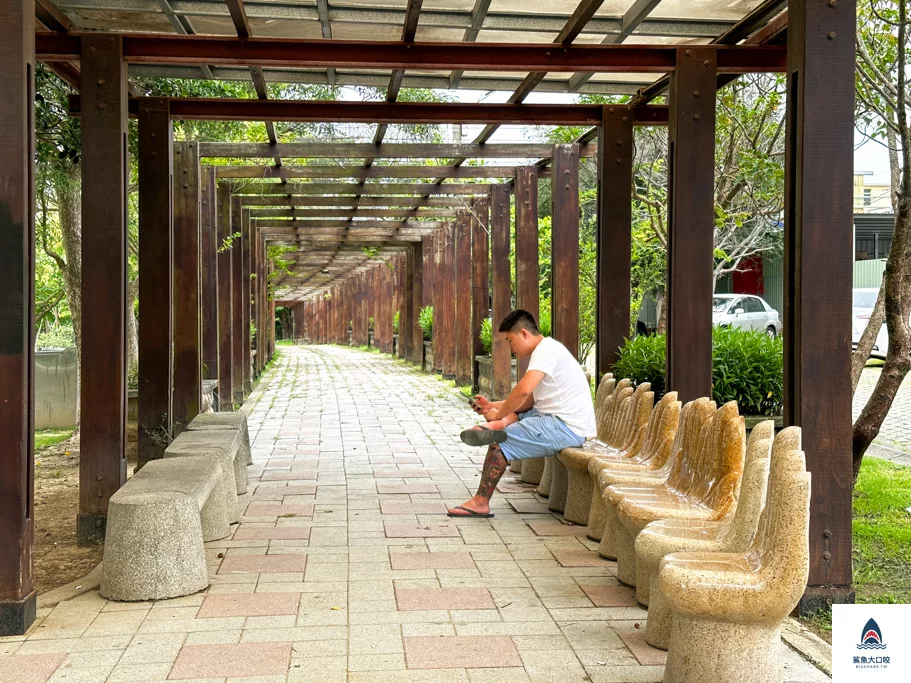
[447, 309, 596, 518]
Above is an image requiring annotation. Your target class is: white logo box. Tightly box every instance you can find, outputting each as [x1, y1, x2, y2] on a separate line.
[833, 604, 911, 682]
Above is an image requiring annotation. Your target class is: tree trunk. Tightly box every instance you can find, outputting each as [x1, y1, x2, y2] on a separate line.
[127, 277, 139, 385]
[55, 162, 83, 434]
[655, 287, 667, 334]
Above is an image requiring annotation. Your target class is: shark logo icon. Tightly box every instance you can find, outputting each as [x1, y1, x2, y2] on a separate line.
[857, 618, 887, 650]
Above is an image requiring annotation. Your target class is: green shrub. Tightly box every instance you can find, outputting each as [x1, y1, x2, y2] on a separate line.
[537, 305, 552, 337]
[611, 327, 784, 416]
[419, 306, 433, 341]
[480, 317, 493, 355]
[393, 311, 400, 334]
[36, 324, 75, 350]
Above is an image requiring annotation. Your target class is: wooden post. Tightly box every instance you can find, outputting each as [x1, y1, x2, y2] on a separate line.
[597, 107, 634, 380]
[231, 197, 246, 402]
[422, 233, 434, 308]
[252, 230, 261, 373]
[551, 144, 580, 359]
[454, 211, 473, 385]
[785, 0, 855, 612]
[440, 222, 456, 379]
[471, 197, 489, 391]
[666, 48, 716, 401]
[490, 185, 512, 399]
[515, 167, 539, 378]
[137, 98, 173, 469]
[77, 34, 129, 544]
[217, 186, 234, 410]
[411, 242, 425, 364]
[241, 208, 253, 392]
[172, 142, 202, 437]
[0, 0, 36, 633]
[200, 167, 219, 382]
[402, 246, 415, 361]
[432, 232, 443, 373]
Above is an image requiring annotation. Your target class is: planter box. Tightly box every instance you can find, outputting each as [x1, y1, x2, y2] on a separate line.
[475, 355, 517, 398]
[423, 341, 433, 372]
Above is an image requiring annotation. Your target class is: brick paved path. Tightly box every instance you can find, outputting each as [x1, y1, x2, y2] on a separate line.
[1, 346, 829, 682]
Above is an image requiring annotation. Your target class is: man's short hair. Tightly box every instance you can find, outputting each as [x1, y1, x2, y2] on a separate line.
[498, 309, 541, 335]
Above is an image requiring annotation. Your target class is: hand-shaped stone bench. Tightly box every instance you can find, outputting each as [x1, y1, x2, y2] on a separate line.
[636, 422, 787, 645]
[537, 378, 630, 499]
[659, 435, 811, 683]
[558, 383, 654, 523]
[101, 456, 232, 601]
[608, 401, 745, 586]
[597, 398, 715, 556]
[583, 392, 681, 540]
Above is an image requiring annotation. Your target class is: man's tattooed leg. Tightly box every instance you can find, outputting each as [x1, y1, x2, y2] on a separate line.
[475, 443, 508, 500]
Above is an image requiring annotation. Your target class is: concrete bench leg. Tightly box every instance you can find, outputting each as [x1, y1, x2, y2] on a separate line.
[508, 459, 522, 474]
[200, 464, 232, 542]
[519, 458, 544, 485]
[101, 493, 208, 601]
[664, 615, 783, 683]
[598, 500, 619, 560]
[536, 457, 553, 497]
[644, 577, 672, 649]
[562, 463, 592, 525]
[586, 479, 606, 541]
[547, 457, 568, 513]
[233, 452, 248, 495]
[613, 521, 637, 586]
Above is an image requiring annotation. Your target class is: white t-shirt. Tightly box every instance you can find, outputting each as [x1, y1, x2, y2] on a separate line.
[526, 337, 597, 438]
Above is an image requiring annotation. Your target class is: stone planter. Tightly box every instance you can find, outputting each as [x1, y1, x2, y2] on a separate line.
[475, 355, 517, 398]
[423, 342, 434, 372]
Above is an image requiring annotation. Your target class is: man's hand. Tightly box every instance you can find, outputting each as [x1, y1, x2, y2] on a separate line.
[483, 409, 499, 422]
[470, 395, 491, 415]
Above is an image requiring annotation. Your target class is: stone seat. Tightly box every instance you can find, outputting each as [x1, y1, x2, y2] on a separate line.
[595, 398, 714, 556]
[660, 437, 811, 683]
[634, 422, 778, 631]
[165, 429, 243, 522]
[521, 373, 614, 486]
[557, 383, 654, 524]
[101, 456, 232, 602]
[605, 401, 745, 586]
[583, 393, 681, 541]
[187, 411, 253, 467]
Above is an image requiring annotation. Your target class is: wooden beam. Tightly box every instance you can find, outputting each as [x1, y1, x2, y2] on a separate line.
[77, 34, 128, 545]
[514, 166, 539, 378]
[470, 197, 490, 390]
[137, 98, 174, 470]
[551, 144, 580, 359]
[666, 48, 716, 402]
[172, 141, 202, 435]
[199, 143, 595, 159]
[217, 185, 234, 410]
[215, 165, 551, 179]
[226, 195, 482, 208]
[596, 107, 633, 379]
[249, 208, 457, 219]
[36, 34, 786, 73]
[490, 186, 512, 399]
[257, 219, 443, 229]
[0, 0, 36, 635]
[785, 0, 854, 612]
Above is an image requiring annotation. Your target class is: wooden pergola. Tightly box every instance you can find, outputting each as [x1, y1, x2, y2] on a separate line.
[1, 0, 855, 636]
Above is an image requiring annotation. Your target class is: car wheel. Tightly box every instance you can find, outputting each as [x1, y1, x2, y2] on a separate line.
[766, 326, 776, 338]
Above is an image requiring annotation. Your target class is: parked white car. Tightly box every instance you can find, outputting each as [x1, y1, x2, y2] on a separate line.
[712, 294, 781, 337]
[852, 288, 888, 359]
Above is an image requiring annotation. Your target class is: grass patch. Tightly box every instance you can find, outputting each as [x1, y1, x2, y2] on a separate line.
[459, 386, 473, 399]
[276, 339, 296, 346]
[35, 428, 74, 451]
[852, 457, 911, 606]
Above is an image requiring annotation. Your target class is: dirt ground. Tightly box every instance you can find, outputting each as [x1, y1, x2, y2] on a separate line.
[33, 437, 136, 594]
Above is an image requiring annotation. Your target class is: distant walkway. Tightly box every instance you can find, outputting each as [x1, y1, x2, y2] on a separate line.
[1, 345, 828, 682]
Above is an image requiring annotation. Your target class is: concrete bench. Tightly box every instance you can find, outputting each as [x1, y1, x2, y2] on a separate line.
[635, 422, 780, 649]
[101, 456, 231, 601]
[187, 410, 253, 468]
[558, 384, 654, 524]
[608, 401, 745, 586]
[584, 393, 681, 540]
[660, 432, 810, 683]
[165, 429, 243, 522]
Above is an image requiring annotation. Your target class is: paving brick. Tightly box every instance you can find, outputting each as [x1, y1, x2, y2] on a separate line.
[384, 523, 460, 538]
[233, 526, 311, 540]
[217, 554, 307, 575]
[551, 550, 614, 568]
[197, 593, 300, 618]
[244, 503, 315, 517]
[577, 584, 639, 608]
[0, 653, 65, 683]
[389, 552, 476, 570]
[404, 635, 521, 669]
[380, 502, 449, 515]
[168, 641, 291, 679]
[395, 587, 495, 611]
[526, 521, 590, 537]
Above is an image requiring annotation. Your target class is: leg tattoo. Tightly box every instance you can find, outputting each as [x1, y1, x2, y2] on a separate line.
[475, 443, 508, 500]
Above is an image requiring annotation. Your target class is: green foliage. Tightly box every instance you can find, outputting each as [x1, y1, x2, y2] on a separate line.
[537, 304, 552, 338]
[612, 327, 783, 415]
[34, 428, 74, 450]
[36, 324, 75, 350]
[419, 306, 434, 341]
[393, 311, 400, 335]
[480, 317, 492, 355]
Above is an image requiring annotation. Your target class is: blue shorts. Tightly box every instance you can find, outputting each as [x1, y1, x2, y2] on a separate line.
[498, 408, 586, 462]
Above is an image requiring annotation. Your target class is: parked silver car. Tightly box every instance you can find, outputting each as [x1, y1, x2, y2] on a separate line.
[712, 294, 781, 337]
[852, 288, 888, 359]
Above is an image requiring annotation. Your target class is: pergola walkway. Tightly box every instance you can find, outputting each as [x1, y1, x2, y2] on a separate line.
[1, 346, 830, 683]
